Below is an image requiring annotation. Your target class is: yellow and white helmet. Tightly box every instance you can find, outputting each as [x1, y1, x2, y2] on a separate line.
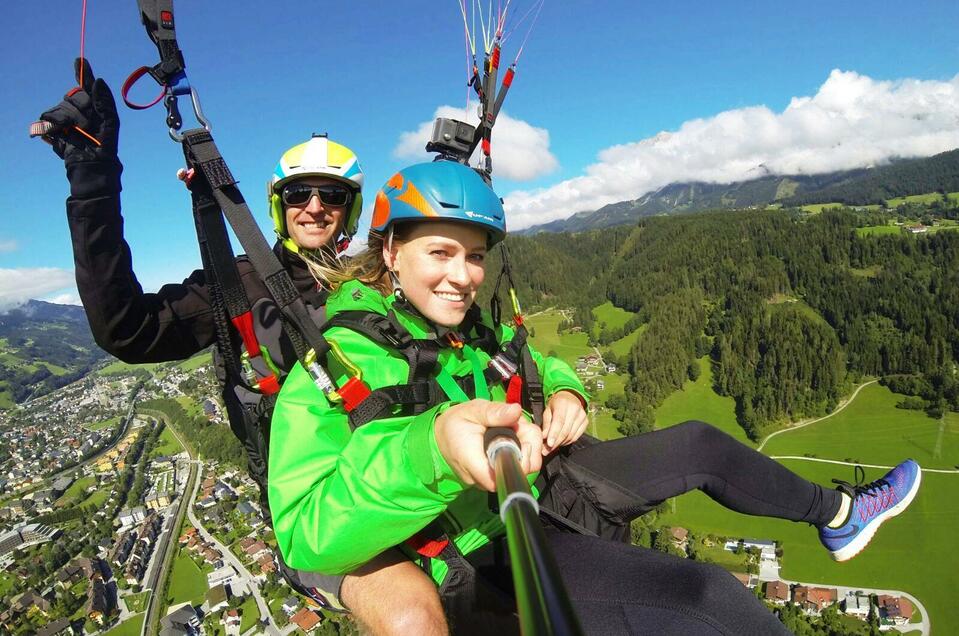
[268, 134, 365, 253]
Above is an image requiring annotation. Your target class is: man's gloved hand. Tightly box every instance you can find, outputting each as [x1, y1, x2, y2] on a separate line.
[38, 58, 122, 197]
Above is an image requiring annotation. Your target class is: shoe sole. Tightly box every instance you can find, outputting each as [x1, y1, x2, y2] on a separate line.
[831, 466, 922, 562]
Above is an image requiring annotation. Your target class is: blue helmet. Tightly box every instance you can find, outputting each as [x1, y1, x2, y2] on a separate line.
[370, 161, 506, 245]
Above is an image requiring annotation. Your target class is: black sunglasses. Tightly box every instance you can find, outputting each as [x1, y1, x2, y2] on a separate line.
[281, 183, 352, 207]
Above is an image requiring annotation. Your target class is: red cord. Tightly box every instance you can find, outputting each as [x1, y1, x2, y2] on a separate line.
[79, 0, 88, 88]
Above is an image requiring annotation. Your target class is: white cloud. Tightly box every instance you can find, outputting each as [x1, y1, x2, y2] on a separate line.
[505, 70, 959, 229]
[0, 240, 17, 253]
[42, 292, 82, 306]
[395, 106, 559, 182]
[0, 268, 75, 312]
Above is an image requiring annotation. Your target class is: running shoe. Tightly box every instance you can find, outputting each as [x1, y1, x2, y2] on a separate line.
[819, 459, 921, 562]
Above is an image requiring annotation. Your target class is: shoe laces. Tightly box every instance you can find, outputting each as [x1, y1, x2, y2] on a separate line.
[832, 465, 896, 520]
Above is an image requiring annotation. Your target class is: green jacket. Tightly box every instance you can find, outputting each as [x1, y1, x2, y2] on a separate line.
[268, 279, 586, 585]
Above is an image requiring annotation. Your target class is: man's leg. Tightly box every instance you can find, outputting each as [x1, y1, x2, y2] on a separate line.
[567, 420, 842, 525]
[341, 550, 448, 636]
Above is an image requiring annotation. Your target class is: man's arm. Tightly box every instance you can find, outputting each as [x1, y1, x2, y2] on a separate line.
[42, 60, 221, 363]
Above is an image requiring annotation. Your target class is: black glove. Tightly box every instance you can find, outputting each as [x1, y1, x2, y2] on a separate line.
[39, 58, 119, 161]
[39, 58, 122, 197]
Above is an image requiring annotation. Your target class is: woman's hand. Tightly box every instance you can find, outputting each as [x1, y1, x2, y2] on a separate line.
[542, 390, 588, 455]
[434, 400, 543, 491]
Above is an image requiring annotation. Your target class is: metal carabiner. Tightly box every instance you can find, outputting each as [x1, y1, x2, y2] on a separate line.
[167, 86, 213, 141]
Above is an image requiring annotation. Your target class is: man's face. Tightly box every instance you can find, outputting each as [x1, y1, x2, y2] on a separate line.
[282, 177, 351, 251]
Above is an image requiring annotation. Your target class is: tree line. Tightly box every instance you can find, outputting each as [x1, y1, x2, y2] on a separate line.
[503, 203, 959, 438]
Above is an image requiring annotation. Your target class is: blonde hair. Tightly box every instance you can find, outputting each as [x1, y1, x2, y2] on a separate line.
[301, 233, 394, 296]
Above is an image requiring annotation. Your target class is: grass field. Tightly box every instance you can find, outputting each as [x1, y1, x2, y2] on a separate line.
[589, 371, 627, 440]
[165, 550, 210, 609]
[239, 596, 261, 632]
[87, 416, 121, 431]
[801, 203, 844, 214]
[592, 301, 633, 334]
[150, 424, 184, 458]
[886, 192, 959, 207]
[607, 324, 646, 359]
[857, 224, 904, 237]
[179, 350, 213, 372]
[58, 475, 95, 504]
[763, 383, 959, 470]
[525, 311, 592, 369]
[176, 396, 204, 419]
[103, 614, 145, 636]
[658, 461, 957, 634]
[99, 359, 161, 375]
[655, 357, 754, 447]
[77, 485, 111, 510]
[124, 591, 151, 613]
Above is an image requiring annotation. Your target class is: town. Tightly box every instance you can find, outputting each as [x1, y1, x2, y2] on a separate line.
[0, 358, 351, 635]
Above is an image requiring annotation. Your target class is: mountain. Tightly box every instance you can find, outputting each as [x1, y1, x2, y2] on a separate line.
[0, 300, 108, 408]
[521, 149, 959, 234]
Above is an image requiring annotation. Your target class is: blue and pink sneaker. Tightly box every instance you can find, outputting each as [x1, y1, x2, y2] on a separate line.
[819, 460, 921, 562]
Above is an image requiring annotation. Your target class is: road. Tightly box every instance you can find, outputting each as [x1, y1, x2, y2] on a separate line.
[756, 380, 877, 452]
[769, 574, 930, 636]
[185, 467, 281, 636]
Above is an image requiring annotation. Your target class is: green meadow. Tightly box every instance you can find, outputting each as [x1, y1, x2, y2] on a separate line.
[654, 357, 753, 447]
[658, 462, 957, 634]
[592, 301, 633, 332]
[179, 350, 213, 372]
[763, 383, 959, 470]
[150, 424, 185, 458]
[525, 311, 592, 368]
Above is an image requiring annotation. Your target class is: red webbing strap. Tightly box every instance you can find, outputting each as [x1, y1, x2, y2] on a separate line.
[257, 375, 281, 396]
[338, 377, 372, 412]
[406, 530, 450, 559]
[230, 312, 261, 357]
[506, 374, 523, 404]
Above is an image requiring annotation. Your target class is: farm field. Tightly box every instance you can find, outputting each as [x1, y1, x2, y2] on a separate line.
[103, 613, 145, 636]
[99, 359, 161, 375]
[655, 357, 753, 447]
[525, 311, 592, 368]
[179, 350, 213, 372]
[763, 383, 959, 470]
[87, 416, 121, 431]
[150, 424, 184, 458]
[165, 550, 210, 609]
[658, 461, 957, 634]
[592, 301, 633, 333]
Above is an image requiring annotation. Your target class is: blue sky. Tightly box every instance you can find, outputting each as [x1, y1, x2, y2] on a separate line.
[2, 0, 959, 308]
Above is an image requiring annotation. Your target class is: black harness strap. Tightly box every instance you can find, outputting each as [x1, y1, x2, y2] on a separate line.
[180, 129, 333, 366]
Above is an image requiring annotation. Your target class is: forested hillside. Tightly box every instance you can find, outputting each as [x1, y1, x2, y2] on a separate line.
[500, 204, 959, 439]
[785, 148, 959, 206]
[0, 300, 108, 407]
[523, 148, 959, 234]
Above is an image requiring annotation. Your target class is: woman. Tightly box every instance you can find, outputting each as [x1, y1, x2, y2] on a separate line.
[269, 160, 920, 634]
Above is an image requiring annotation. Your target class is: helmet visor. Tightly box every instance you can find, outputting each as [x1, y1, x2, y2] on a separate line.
[281, 183, 352, 207]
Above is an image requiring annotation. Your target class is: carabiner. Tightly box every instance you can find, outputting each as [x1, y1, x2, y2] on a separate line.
[168, 86, 212, 142]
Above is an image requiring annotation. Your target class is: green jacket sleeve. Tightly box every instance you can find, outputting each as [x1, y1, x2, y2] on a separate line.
[496, 322, 589, 406]
[268, 330, 465, 575]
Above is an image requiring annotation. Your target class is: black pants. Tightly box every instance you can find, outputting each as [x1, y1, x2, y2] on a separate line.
[446, 421, 841, 634]
[567, 420, 842, 527]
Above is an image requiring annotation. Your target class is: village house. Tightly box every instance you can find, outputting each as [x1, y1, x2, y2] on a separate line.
[290, 607, 323, 633]
[764, 580, 789, 605]
[668, 527, 689, 549]
[878, 595, 914, 625]
[793, 586, 838, 614]
[843, 594, 870, 620]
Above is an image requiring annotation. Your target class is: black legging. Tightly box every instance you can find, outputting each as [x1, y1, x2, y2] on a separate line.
[445, 421, 840, 634]
[570, 420, 842, 527]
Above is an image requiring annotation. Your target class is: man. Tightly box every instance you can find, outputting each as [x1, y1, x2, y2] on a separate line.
[39, 61, 446, 635]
